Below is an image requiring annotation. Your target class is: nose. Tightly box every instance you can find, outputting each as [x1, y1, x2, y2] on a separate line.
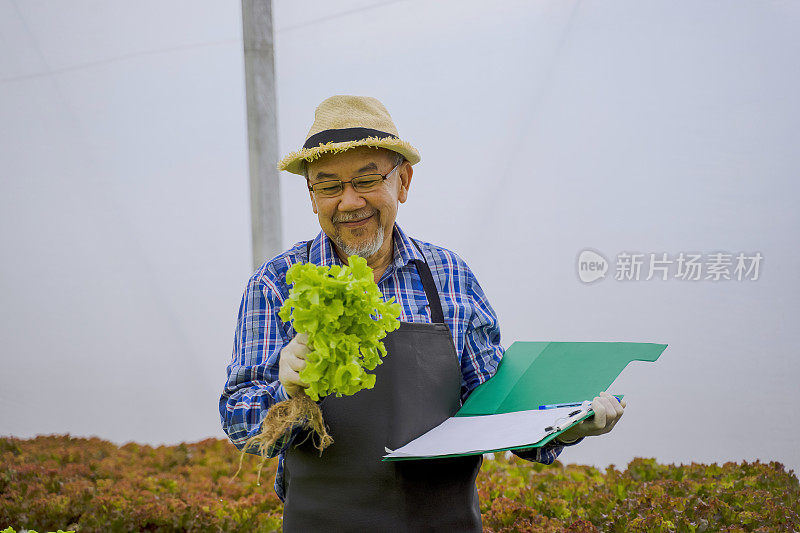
[337, 182, 367, 211]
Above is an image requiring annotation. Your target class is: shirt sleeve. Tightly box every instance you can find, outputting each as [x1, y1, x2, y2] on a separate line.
[511, 436, 585, 464]
[459, 266, 504, 403]
[219, 274, 295, 458]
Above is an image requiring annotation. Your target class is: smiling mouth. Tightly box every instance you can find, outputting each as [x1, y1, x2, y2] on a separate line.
[335, 212, 375, 227]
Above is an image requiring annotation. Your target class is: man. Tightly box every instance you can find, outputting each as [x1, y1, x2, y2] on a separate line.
[220, 95, 626, 531]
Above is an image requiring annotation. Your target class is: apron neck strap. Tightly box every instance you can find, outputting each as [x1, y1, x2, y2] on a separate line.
[410, 239, 445, 324]
[305, 238, 445, 324]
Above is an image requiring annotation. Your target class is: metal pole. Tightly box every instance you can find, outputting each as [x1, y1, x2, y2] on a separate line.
[242, 0, 282, 270]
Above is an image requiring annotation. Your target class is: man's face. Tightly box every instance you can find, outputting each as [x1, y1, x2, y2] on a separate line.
[306, 146, 412, 260]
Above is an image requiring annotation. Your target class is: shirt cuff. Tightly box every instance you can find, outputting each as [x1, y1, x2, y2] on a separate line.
[275, 382, 291, 402]
[511, 446, 551, 461]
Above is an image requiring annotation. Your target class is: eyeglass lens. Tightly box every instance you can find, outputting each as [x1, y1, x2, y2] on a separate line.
[313, 175, 384, 197]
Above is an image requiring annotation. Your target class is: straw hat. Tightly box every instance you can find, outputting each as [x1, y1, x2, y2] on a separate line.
[278, 95, 421, 176]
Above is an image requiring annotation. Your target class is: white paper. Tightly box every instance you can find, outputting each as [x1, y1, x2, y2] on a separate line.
[383, 404, 591, 459]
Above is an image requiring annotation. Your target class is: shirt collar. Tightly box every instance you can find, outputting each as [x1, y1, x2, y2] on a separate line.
[308, 223, 425, 268]
[391, 223, 426, 267]
[308, 229, 342, 267]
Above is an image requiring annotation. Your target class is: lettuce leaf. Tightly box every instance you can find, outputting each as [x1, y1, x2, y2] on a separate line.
[278, 256, 401, 401]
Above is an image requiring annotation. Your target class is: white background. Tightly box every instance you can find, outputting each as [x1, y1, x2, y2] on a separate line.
[1, 0, 798, 477]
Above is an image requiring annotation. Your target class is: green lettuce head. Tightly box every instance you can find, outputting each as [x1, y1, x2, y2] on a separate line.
[278, 255, 402, 401]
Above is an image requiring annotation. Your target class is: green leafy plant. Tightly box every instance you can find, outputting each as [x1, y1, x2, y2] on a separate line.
[0, 527, 75, 533]
[3, 435, 799, 532]
[236, 256, 401, 481]
[278, 255, 401, 401]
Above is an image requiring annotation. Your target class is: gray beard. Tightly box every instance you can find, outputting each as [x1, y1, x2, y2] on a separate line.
[334, 224, 385, 259]
[331, 208, 385, 260]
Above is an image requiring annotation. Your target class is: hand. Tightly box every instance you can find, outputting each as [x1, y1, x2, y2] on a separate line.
[278, 333, 311, 399]
[557, 391, 626, 443]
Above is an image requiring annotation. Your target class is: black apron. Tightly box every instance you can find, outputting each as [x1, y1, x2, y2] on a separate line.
[281, 241, 483, 532]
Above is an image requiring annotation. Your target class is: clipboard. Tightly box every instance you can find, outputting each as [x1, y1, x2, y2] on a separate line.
[382, 341, 666, 461]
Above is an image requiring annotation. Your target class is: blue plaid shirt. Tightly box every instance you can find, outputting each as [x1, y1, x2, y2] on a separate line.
[220, 223, 582, 501]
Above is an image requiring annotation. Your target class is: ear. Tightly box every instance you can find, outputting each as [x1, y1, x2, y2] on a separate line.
[398, 162, 413, 204]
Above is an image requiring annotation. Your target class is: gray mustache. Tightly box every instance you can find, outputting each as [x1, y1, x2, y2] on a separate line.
[333, 210, 376, 223]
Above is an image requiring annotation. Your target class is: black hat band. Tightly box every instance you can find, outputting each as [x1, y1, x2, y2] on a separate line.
[303, 127, 397, 149]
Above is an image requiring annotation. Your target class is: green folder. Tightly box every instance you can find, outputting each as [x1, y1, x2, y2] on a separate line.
[459, 341, 667, 417]
[383, 341, 666, 460]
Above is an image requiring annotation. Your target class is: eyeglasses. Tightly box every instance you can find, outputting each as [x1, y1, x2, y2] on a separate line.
[307, 162, 401, 198]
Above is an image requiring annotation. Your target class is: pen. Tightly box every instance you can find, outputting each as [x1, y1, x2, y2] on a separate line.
[538, 395, 623, 410]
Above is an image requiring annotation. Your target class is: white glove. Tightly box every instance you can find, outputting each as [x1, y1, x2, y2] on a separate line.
[278, 333, 311, 398]
[556, 391, 626, 443]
